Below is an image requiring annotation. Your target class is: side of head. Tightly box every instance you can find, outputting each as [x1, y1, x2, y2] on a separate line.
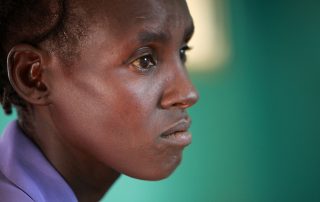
[0, 0, 199, 181]
[0, 0, 87, 115]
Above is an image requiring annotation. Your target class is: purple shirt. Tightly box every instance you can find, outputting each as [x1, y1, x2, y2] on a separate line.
[0, 121, 78, 202]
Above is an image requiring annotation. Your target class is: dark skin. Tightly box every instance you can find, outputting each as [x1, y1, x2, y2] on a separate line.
[7, 0, 199, 201]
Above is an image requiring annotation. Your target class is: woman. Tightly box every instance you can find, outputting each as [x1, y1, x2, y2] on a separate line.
[0, 0, 199, 201]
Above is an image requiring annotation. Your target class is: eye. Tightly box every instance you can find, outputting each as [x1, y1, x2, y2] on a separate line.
[131, 54, 157, 72]
[180, 45, 192, 63]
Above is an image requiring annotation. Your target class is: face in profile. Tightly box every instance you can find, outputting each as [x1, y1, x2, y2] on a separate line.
[44, 0, 199, 180]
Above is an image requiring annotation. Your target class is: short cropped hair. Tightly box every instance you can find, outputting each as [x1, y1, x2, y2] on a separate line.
[0, 0, 87, 114]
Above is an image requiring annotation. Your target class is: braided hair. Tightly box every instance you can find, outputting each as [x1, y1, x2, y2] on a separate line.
[0, 0, 86, 115]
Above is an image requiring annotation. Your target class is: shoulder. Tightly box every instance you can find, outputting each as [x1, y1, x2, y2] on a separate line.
[0, 122, 77, 202]
[0, 171, 34, 202]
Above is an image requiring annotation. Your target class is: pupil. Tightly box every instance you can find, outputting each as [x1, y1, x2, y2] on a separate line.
[141, 57, 150, 68]
[180, 50, 186, 61]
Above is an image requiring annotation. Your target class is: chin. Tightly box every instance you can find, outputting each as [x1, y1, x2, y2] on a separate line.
[146, 168, 179, 181]
[125, 155, 182, 181]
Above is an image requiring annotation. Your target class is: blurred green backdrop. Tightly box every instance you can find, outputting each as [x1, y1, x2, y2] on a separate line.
[1, 0, 320, 201]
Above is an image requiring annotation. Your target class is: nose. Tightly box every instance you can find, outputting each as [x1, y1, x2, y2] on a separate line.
[160, 68, 199, 109]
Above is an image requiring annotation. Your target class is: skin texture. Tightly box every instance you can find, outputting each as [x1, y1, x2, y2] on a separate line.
[7, 0, 199, 201]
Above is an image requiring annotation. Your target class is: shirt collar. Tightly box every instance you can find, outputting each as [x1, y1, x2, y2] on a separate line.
[0, 121, 78, 202]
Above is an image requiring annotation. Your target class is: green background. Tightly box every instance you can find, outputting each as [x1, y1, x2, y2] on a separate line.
[1, 0, 320, 201]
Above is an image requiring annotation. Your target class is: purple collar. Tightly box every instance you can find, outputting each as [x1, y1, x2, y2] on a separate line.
[0, 121, 78, 202]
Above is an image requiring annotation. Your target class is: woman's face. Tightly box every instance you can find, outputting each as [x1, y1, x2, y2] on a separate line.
[46, 0, 199, 180]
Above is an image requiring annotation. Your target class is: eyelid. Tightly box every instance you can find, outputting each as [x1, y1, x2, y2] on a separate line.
[126, 46, 158, 74]
[183, 35, 193, 47]
[126, 47, 155, 64]
[182, 45, 192, 51]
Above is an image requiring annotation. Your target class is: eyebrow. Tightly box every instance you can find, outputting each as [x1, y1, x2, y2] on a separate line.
[138, 30, 169, 44]
[184, 23, 195, 42]
[137, 23, 195, 45]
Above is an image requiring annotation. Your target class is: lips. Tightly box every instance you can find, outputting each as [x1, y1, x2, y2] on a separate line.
[160, 118, 192, 146]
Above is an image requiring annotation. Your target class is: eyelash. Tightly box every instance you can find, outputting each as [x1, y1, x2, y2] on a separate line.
[130, 45, 192, 73]
[131, 53, 157, 73]
[180, 45, 192, 63]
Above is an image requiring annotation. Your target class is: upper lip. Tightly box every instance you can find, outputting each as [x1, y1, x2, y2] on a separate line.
[161, 117, 191, 137]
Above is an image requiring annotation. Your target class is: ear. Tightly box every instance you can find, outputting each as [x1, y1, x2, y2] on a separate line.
[7, 44, 50, 106]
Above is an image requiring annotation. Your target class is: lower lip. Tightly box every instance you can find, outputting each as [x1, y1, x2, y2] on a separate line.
[160, 131, 192, 147]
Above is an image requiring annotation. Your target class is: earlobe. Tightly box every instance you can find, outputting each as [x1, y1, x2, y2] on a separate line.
[7, 44, 50, 105]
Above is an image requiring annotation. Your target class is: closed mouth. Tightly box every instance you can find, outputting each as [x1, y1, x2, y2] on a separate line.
[161, 118, 191, 137]
[160, 118, 192, 146]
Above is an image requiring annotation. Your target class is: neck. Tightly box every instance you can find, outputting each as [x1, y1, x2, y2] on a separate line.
[46, 140, 120, 201]
[19, 108, 120, 201]
[57, 151, 120, 201]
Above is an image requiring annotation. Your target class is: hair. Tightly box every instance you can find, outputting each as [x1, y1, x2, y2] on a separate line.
[0, 0, 87, 115]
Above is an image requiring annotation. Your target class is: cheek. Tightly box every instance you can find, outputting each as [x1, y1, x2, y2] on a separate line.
[48, 75, 148, 148]
[48, 72, 181, 180]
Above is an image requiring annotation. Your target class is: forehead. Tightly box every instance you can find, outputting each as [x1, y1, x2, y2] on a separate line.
[79, 0, 193, 36]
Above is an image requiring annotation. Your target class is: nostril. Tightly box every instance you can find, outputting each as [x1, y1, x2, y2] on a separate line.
[173, 102, 188, 108]
[171, 90, 199, 109]
[160, 72, 199, 109]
